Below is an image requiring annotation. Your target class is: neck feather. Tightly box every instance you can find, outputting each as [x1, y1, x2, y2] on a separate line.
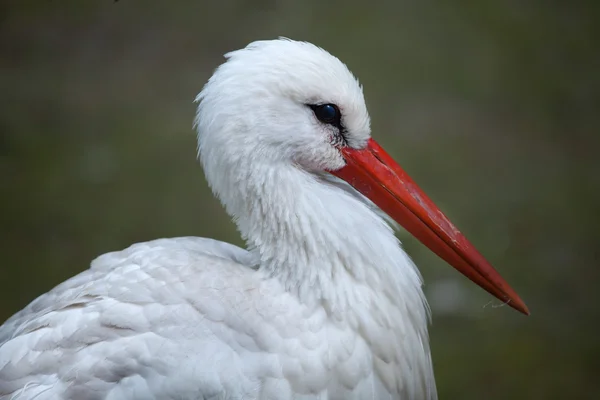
[218, 162, 428, 316]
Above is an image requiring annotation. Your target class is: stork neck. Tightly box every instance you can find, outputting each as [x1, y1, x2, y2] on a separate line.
[228, 163, 426, 314]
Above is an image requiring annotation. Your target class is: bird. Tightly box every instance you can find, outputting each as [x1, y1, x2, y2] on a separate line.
[0, 38, 528, 400]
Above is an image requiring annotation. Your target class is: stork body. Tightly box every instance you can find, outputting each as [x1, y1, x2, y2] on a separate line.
[0, 39, 526, 400]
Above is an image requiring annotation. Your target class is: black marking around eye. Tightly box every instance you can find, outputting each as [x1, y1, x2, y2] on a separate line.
[308, 103, 348, 146]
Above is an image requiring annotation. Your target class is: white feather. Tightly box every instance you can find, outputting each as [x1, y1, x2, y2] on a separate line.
[0, 39, 436, 399]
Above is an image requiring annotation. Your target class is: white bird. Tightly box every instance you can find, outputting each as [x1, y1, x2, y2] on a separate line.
[0, 39, 528, 400]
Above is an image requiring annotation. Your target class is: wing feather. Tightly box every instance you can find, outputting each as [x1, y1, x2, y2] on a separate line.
[0, 237, 435, 400]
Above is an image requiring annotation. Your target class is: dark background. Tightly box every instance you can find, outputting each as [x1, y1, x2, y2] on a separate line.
[1, 1, 599, 398]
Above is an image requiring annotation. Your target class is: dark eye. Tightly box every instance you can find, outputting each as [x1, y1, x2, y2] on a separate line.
[310, 104, 341, 126]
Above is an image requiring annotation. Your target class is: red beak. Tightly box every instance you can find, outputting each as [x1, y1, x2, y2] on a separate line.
[330, 138, 529, 315]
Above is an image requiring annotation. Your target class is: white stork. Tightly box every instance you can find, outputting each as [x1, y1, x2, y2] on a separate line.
[0, 38, 528, 400]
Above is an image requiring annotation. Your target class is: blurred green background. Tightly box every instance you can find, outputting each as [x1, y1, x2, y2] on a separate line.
[1, 0, 599, 398]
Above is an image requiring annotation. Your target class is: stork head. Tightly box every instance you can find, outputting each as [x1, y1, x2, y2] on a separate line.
[195, 38, 529, 315]
[195, 38, 370, 173]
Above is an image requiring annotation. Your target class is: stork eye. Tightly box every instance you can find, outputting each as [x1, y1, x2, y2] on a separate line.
[310, 104, 341, 126]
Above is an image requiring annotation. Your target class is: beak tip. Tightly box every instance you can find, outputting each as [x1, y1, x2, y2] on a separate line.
[505, 293, 530, 316]
[515, 300, 531, 316]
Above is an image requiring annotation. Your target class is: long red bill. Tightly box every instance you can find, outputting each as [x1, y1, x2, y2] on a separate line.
[330, 138, 529, 315]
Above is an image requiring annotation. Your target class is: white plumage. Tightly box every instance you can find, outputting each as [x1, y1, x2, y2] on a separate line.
[0, 38, 526, 400]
